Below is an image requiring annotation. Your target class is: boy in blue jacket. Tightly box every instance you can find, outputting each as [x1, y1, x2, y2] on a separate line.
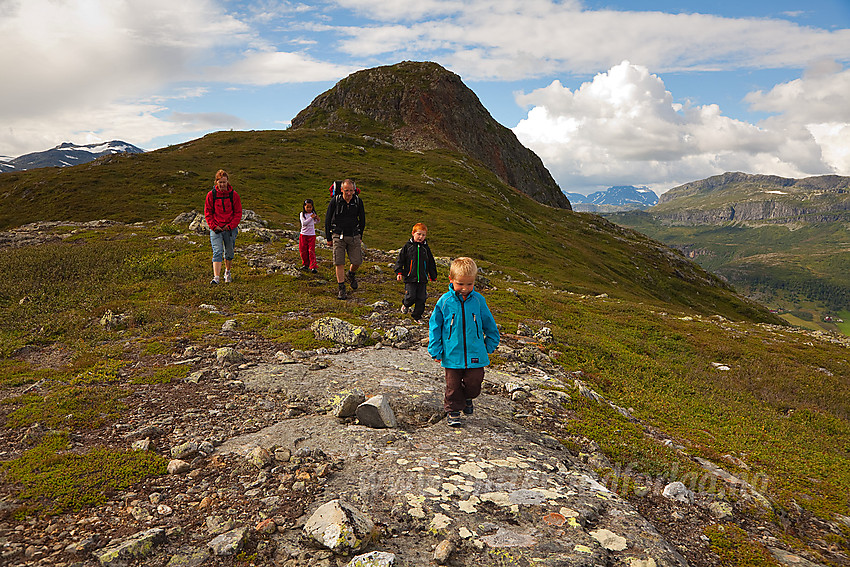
[428, 257, 500, 427]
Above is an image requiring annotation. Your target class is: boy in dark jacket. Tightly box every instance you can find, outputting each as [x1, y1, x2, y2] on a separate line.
[428, 257, 500, 427]
[394, 223, 438, 323]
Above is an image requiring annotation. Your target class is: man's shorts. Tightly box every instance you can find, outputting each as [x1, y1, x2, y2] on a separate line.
[332, 234, 363, 266]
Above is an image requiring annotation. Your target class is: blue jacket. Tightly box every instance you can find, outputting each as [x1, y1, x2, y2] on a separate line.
[428, 285, 500, 369]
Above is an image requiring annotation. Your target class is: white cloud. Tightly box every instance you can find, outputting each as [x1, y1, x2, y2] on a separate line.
[513, 61, 843, 194]
[331, 1, 850, 80]
[0, 0, 351, 155]
[744, 60, 850, 174]
[0, 0, 256, 155]
[212, 51, 358, 85]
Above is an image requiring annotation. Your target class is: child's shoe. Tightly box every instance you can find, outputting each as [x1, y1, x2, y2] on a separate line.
[463, 399, 474, 415]
[446, 411, 462, 427]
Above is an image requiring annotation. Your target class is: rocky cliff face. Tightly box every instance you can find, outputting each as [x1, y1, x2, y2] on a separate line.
[291, 61, 571, 210]
[655, 172, 850, 224]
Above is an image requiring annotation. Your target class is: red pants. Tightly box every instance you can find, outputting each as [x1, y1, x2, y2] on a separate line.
[299, 234, 317, 269]
[444, 367, 484, 412]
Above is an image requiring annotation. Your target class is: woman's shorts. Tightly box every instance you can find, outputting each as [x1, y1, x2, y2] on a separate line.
[210, 228, 238, 262]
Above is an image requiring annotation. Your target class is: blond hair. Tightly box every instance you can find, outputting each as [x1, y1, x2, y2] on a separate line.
[449, 257, 478, 280]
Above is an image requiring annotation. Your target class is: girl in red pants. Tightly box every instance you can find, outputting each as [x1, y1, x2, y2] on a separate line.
[299, 199, 319, 273]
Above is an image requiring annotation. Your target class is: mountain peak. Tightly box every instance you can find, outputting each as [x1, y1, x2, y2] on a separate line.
[566, 185, 658, 212]
[1, 140, 145, 173]
[291, 61, 571, 209]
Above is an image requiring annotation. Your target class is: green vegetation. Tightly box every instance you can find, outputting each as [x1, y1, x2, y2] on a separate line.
[608, 201, 850, 329]
[1, 433, 168, 516]
[704, 524, 781, 567]
[0, 129, 780, 324]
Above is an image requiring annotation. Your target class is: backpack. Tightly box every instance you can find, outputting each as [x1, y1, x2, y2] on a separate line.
[211, 188, 234, 213]
[328, 180, 360, 197]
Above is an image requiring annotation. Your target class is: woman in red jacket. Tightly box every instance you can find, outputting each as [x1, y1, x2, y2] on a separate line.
[203, 169, 242, 284]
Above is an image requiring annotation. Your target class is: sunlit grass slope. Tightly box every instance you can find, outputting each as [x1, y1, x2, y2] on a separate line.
[0, 129, 778, 323]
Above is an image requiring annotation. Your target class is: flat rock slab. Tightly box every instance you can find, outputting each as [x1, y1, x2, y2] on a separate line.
[217, 347, 688, 567]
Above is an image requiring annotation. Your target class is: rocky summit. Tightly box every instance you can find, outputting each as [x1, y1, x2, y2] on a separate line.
[291, 61, 571, 210]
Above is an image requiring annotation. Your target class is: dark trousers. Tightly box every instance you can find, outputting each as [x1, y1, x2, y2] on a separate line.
[403, 282, 428, 320]
[444, 367, 485, 412]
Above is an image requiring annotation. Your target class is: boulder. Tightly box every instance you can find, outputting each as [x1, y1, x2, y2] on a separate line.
[311, 317, 368, 346]
[303, 499, 377, 554]
[330, 390, 367, 418]
[208, 527, 249, 557]
[662, 481, 694, 504]
[356, 395, 398, 428]
[384, 326, 411, 343]
[94, 528, 166, 566]
[216, 347, 244, 365]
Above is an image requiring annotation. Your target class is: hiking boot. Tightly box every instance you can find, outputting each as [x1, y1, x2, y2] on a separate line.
[300, 265, 309, 271]
[411, 317, 423, 325]
[464, 399, 474, 415]
[337, 284, 347, 300]
[446, 411, 462, 427]
[400, 304, 410, 314]
[224, 271, 232, 283]
[310, 268, 318, 274]
[348, 271, 358, 290]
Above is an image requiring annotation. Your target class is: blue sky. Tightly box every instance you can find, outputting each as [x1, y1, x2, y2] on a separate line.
[2, 0, 849, 195]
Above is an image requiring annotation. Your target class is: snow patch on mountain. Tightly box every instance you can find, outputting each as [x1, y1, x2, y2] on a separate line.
[1, 141, 145, 173]
[565, 185, 658, 212]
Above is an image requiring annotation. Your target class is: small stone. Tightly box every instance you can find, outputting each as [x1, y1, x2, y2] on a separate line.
[708, 500, 733, 520]
[434, 539, 455, 564]
[167, 459, 191, 475]
[170, 441, 199, 460]
[662, 481, 694, 504]
[256, 518, 277, 534]
[247, 446, 273, 468]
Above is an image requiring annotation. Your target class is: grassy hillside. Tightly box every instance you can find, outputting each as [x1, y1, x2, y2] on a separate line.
[0, 129, 776, 324]
[0, 220, 847, 564]
[2, 130, 849, 563]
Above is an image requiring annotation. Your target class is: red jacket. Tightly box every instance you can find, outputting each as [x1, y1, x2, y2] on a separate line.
[204, 186, 242, 230]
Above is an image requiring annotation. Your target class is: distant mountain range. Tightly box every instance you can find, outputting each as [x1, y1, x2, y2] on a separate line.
[0, 141, 145, 173]
[565, 185, 658, 212]
[607, 172, 850, 329]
